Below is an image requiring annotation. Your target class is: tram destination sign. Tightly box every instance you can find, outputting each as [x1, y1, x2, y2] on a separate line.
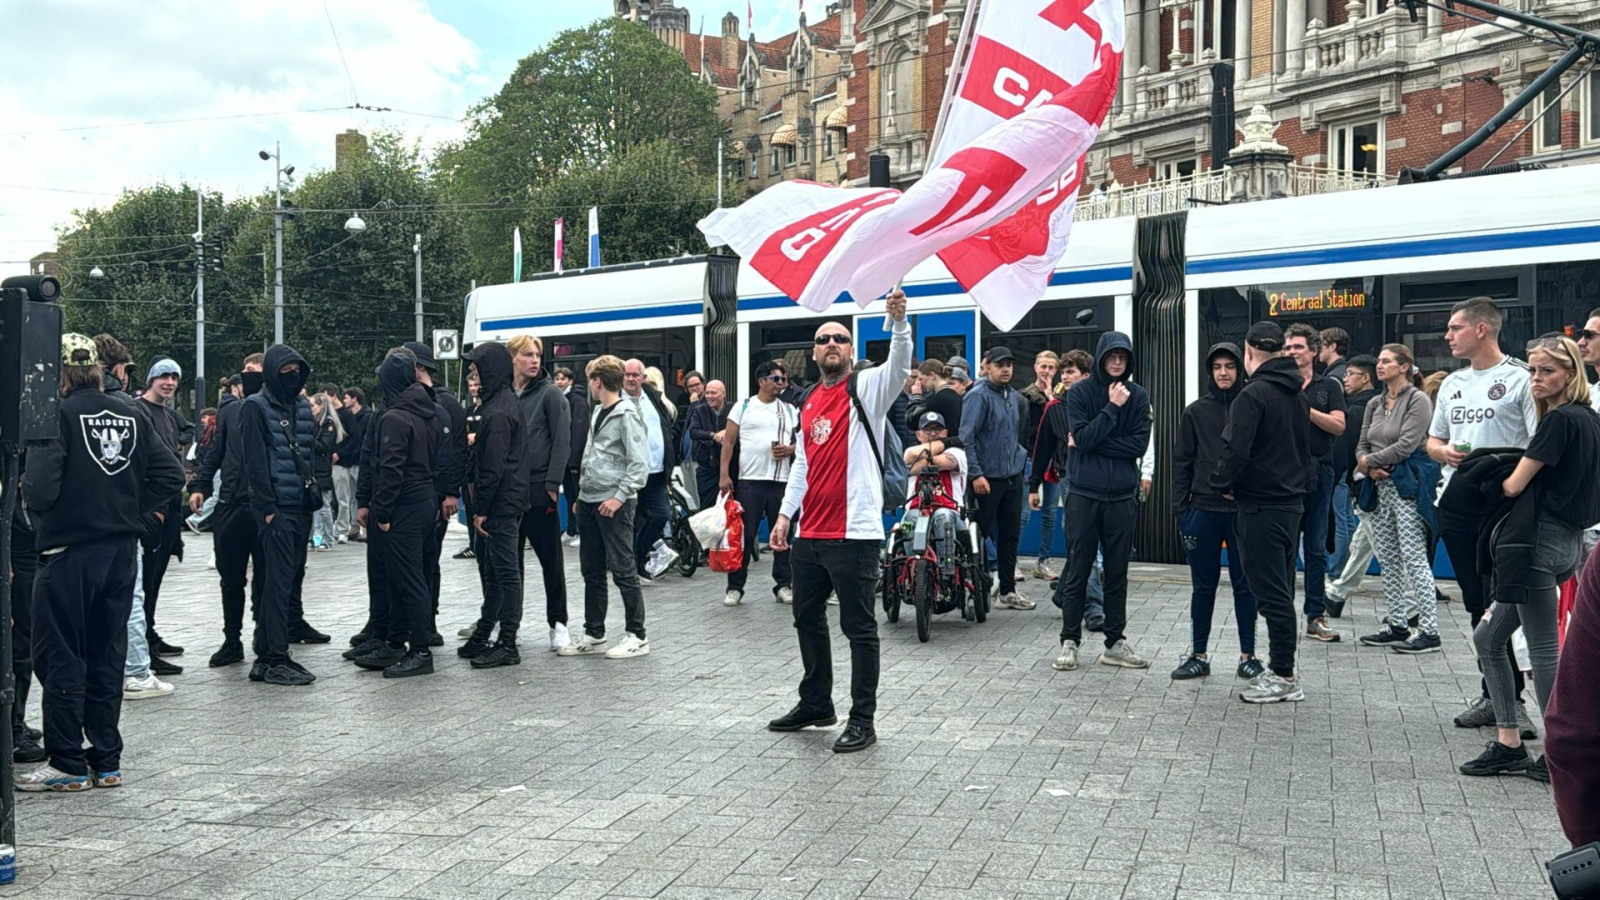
[1266, 286, 1368, 317]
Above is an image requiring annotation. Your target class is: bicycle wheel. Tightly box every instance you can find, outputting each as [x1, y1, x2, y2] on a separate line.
[673, 530, 699, 577]
[971, 559, 989, 623]
[912, 559, 933, 642]
[883, 561, 901, 622]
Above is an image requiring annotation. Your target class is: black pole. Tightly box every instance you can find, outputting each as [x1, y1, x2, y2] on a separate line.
[0, 446, 17, 850]
[1421, 41, 1587, 180]
[869, 154, 891, 188]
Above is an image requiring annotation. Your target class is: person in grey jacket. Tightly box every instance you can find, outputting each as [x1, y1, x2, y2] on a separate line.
[1355, 343, 1440, 653]
[959, 346, 1034, 611]
[507, 335, 573, 651]
[559, 355, 652, 660]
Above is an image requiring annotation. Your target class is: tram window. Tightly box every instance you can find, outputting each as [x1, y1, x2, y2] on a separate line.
[754, 318, 850, 391]
[1536, 261, 1600, 336]
[1389, 306, 1533, 374]
[864, 339, 889, 364]
[1398, 276, 1518, 307]
[981, 297, 1113, 380]
[923, 335, 967, 366]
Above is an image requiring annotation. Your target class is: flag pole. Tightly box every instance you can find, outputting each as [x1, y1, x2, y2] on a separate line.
[926, 0, 984, 170]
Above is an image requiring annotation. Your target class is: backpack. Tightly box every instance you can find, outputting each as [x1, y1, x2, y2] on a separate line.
[846, 373, 909, 512]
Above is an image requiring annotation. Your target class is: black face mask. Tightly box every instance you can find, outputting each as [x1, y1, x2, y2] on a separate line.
[241, 371, 265, 396]
[279, 368, 306, 397]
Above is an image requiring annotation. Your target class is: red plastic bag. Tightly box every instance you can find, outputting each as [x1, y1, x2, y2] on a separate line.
[708, 494, 745, 573]
[1559, 575, 1576, 649]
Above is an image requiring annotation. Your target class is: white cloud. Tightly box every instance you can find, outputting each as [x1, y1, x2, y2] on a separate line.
[0, 0, 493, 277]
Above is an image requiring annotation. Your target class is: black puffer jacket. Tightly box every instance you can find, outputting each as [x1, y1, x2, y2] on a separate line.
[240, 345, 319, 520]
[1210, 356, 1311, 510]
[466, 342, 530, 518]
[370, 354, 441, 525]
[1172, 343, 1243, 515]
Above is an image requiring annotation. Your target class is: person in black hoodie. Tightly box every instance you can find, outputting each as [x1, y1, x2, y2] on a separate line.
[460, 342, 531, 667]
[1170, 344, 1260, 681]
[1211, 322, 1312, 704]
[335, 387, 370, 542]
[355, 349, 442, 679]
[1051, 332, 1152, 673]
[558, 368, 589, 544]
[238, 344, 320, 687]
[134, 357, 190, 658]
[18, 334, 185, 791]
[403, 341, 466, 646]
[508, 335, 572, 651]
[188, 354, 266, 668]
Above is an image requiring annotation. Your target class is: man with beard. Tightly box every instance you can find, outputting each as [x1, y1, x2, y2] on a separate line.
[134, 357, 190, 659]
[767, 290, 911, 754]
[459, 342, 531, 666]
[238, 345, 320, 686]
[1211, 322, 1313, 704]
[508, 335, 573, 652]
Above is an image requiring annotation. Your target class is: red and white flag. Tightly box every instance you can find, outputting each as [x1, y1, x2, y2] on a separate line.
[554, 218, 565, 275]
[699, 0, 1122, 330]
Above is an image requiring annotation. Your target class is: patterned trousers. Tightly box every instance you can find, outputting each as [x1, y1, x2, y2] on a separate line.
[1367, 479, 1438, 636]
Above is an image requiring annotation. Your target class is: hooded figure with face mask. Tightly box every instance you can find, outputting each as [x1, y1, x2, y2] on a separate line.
[238, 344, 320, 687]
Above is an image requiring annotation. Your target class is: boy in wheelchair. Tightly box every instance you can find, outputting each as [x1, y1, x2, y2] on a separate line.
[893, 412, 972, 583]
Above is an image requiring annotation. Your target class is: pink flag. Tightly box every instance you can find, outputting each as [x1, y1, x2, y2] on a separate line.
[554, 218, 564, 275]
[698, 0, 1122, 330]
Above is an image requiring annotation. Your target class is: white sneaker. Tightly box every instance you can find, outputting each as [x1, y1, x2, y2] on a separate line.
[776, 586, 794, 604]
[550, 622, 570, 651]
[15, 764, 90, 793]
[724, 589, 744, 607]
[1240, 673, 1305, 704]
[336, 534, 348, 545]
[1052, 640, 1079, 671]
[566, 534, 581, 548]
[604, 634, 650, 659]
[995, 592, 1036, 611]
[556, 634, 608, 657]
[207, 553, 217, 570]
[123, 674, 175, 700]
[827, 593, 839, 606]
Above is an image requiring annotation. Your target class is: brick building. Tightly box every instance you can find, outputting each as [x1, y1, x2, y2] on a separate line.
[625, 0, 1600, 206]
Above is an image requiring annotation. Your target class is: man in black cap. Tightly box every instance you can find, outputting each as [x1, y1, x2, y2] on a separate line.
[403, 341, 466, 643]
[1211, 321, 1312, 704]
[959, 346, 1034, 610]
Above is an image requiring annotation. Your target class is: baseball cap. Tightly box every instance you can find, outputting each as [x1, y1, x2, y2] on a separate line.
[1245, 321, 1284, 352]
[402, 341, 438, 372]
[61, 333, 99, 368]
[947, 355, 970, 371]
[949, 366, 972, 383]
[917, 411, 947, 430]
[986, 346, 1015, 364]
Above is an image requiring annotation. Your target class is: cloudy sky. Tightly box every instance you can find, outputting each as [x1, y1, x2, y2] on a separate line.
[0, 0, 810, 278]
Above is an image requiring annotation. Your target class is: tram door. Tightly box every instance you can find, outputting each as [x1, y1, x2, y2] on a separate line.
[856, 310, 975, 366]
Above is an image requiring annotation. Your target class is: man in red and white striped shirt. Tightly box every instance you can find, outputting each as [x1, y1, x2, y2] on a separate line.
[768, 289, 910, 753]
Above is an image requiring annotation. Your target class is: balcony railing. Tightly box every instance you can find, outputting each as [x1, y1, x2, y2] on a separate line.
[1132, 64, 1214, 119]
[1304, 6, 1417, 74]
[1074, 164, 1392, 221]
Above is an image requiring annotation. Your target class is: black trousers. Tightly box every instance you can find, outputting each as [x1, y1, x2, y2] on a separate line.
[696, 465, 721, 513]
[363, 512, 390, 638]
[1059, 493, 1137, 647]
[972, 473, 1025, 595]
[213, 501, 263, 643]
[33, 536, 135, 776]
[140, 496, 182, 630]
[728, 480, 791, 594]
[377, 488, 436, 649]
[790, 537, 880, 724]
[255, 510, 310, 665]
[1235, 505, 1302, 678]
[11, 534, 37, 732]
[427, 500, 446, 624]
[633, 472, 670, 576]
[1441, 525, 1526, 699]
[578, 499, 645, 638]
[519, 492, 569, 627]
[474, 513, 524, 642]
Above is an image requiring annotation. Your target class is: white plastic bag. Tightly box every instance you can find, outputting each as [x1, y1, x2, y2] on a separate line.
[688, 496, 729, 548]
[1512, 626, 1532, 673]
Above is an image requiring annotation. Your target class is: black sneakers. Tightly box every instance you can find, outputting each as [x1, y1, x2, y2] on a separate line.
[1237, 656, 1265, 679]
[289, 623, 332, 644]
[354, 644, 406, 671]
[383, 650, 434, 679]
[1084, 614, 1106, 632]
[1359, 625, 1410, 647]
[1393, 632, 1442, 654]
[1526, 755, 1551, 784]
[343, 638, 386, 661]
[209, 639, 244, 668]
[768, 704, 838, 732]
[13, 729, 46, 764]
[261, 663, 315, 687]
[469, 643, 521, 669]
[150, 657, 183, 676]
[457, 636, 492, 660]
[148, 631, 184, 656]
[1171, 655, 1210, 680]
[1459, 741, 1532, 777]
[425, 631, 445, 648]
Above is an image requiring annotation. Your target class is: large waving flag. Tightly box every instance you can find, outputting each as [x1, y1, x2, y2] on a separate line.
[699, 0, 1122, 330]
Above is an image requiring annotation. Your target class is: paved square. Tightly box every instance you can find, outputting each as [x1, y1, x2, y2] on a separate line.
[9, 531, 1566, 898]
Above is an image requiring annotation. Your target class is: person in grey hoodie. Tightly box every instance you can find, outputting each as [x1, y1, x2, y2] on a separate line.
[507, 335, 573, 651]
[959, 346, 1034, 610]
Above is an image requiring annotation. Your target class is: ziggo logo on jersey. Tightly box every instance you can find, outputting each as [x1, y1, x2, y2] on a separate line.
[1450, 407, 1497, 424]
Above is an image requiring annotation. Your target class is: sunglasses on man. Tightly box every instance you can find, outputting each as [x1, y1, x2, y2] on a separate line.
[814, 334, 851, 345]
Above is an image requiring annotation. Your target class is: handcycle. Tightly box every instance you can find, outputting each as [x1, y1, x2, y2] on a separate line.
[881, 480, 989, 641]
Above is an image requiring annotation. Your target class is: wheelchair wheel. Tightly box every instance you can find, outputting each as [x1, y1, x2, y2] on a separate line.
[882, 560, 901, 622]
[911, 559, 933, 642]
[970, 556, 989, 624]
[672, 529, 699, 577]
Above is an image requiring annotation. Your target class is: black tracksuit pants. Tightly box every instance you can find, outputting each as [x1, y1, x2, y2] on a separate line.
[141, 496, 182, 631]
[213, 501, 263, 643]
[475, 513, 524, 642]
[728, 480, 791, 594]
[32, 536, 136, 776]
[1059, 493, 1137, 647]
[11, 534, 37, 734]
[1441, 525, 1526, 699]
[972, 473, 1024, 596]
[374, 487, 436, 649]
[428, 503, 447, 625]
[790, 537, 880, 724]
[1235, 505, 1302, 679]
[519, 492, 568, 628]
[255, 510, 310, 665]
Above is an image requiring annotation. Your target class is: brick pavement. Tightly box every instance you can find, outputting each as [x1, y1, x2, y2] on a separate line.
[7, 529, 1567, 899]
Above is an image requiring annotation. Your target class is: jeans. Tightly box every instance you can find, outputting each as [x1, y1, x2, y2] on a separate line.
[695, 464, 721, 513]
[561, 468, 581, 536]
[1299, 462, 1335, 619]
[333, 465, 359, 534]
[1179, 508, 1256, 656]
[1476, 519, 1581, 727]
[311, 506, 337, 548]
[1441, 524, 1525, 700]
[1236, 505, 1302, 678]
[33, 537, 136, 776]
[124, 553, 150, 679]
[578, 499, 645, 639]
[632, 472, 671, 577]
[141, 497, 181, 631]
[1329, 481, 1354, 578]
[519, 492, 569, 628]
[790, 538, 881, 724]
[973, 473, 1024, 595]
[1059, 493, 1136, 647]
[729, 480, 791, 594]
[187, 471, 221, 530]
[1034, 479, 1063, 565]
[474, 513, 525, 642]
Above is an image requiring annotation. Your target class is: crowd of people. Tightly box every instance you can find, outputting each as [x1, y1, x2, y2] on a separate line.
[9, 292, 1600, 852]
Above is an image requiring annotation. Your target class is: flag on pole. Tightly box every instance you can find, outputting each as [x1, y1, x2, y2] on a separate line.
[588, 207, 601, 268]
[512, 227, 523, 283]
[554, 218, 564, 275]
[697, 0, 1123, 330]
[747, 0, 753, 32]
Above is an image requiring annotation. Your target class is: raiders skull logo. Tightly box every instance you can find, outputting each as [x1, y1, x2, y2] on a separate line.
[81, 412, 137, 476]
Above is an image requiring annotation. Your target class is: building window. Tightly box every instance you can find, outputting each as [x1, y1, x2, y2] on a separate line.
[1587, 71, 1600, 145]
[1154, 157, 1198, 181]
[1536, 76, 1563, 153]
[749, 153, 759, 179]
[801, 138, 811, 164]
[785, 144, 798, 167]
[1329, 120, 1382, 174]
[883, 49, 913, 135]
[730, 158, 745, 180]
[771, 147, 781, 173]
[823, 130, 835, 159]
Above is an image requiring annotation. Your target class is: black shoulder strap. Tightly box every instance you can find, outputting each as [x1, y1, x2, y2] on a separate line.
[275, 408, 315, 485]
[847, 372, 882, 473]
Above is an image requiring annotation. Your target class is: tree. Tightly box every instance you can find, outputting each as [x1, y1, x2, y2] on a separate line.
[440, 17, 729, 283]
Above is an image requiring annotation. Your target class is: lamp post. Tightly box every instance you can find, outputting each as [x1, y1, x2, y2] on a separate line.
[194, 191, 205, 413]
[259, 144, 294, 345]
[413, 234, 423, 343]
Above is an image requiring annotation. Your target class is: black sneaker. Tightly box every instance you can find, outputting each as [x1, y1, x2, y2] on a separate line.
[248, 660, 268, 682]
[283, 658, 316, 682]
[261, 663, 315, 686]
[452, 546, 475, 560]
[150, 657, 183, 676]
[13, 729, 47, 764]
[1526, 755, 1551, 784]
[288, 624, 331, 644]
[148, 631, 184, 657]
[425, 631, 445, 648]
[1359, 625, 1410, 647]
[470, 643, 521, 669]
[1393, 632, 1442, 654]
[1324, 597, 1346, 619]
[24, 724, 40, 742]
[457, 636, 492, 660]
[1459, 741, 1532, 777]
[343, 638, 386, 661]
[1084, 614, 1106, 632]
[1171, 655, 1210, 680]
[348, 631, 371, 647]
[353, 644, 406, 671]
[209, 639, 245, 668]
[383, 650, 434, 679]
[1237, 656, 1265, 679]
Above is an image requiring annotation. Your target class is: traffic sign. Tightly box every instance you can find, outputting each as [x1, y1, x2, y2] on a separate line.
[433, 329, 460, 360]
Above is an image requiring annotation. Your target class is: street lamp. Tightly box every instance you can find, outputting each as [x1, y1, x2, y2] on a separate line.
[413, 233, 422, 343]
[344, 213, 366, 234]
[259, 143, 293, 344]
[89, 266, 104, 278]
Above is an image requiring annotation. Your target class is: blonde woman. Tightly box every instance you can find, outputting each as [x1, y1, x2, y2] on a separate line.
[309, 392, 346, 551]
[1461, 336, 1600, 780]
[1355, 344, 1438, 653]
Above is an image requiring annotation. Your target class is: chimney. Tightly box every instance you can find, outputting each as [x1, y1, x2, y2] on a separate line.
[335, 129, 368, 171]
[722, 12, 740, 76]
